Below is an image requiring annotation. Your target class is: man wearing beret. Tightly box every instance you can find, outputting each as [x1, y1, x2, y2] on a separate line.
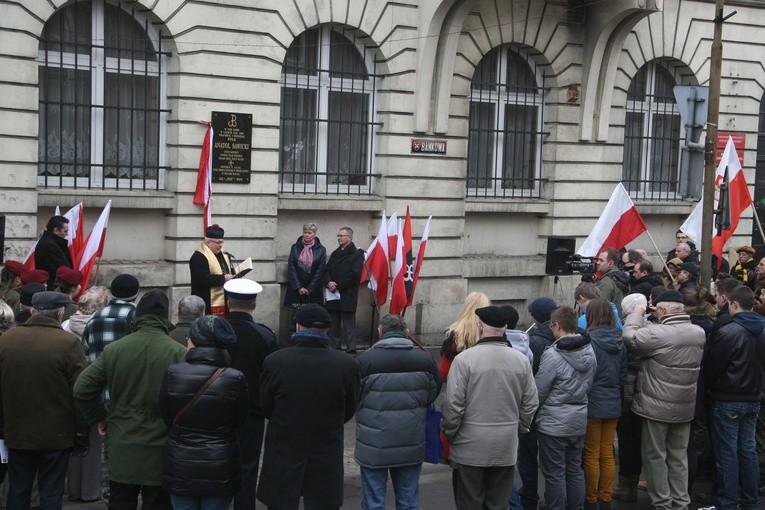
[54, 267, 84, 321]
[190, 224, 235, 317]
[223, 279, 279, 510]
[258, 304, 360, 510]
[1, 260, 26, 309]
[74, 290, 187, 510]
[0, 291, 89, 509]
[442, 305, 539, 509]
[623, 289, 705, 510]
[34, 215, 74, 290]
[731, 246, 758, 289]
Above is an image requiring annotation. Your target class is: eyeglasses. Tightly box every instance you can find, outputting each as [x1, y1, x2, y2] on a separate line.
[208, 239, 224, 245]
[337, 234, 350, 238]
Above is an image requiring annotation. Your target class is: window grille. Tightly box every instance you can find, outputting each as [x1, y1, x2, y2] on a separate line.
[622, 61, 683, 201]
[466, 46, 545, 199]
[279, 25, 378, 195]
[37, 0, 169, 190]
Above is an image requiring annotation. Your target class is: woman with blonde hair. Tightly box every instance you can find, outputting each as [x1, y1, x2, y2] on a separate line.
[584, 298, 627, 510]
[0, 299, 14, 335]
[439, 291, 491, 383]
[62, 286, 112, 339]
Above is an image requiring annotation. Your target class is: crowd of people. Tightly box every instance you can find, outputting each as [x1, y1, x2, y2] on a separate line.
[1, 216, 764, 510]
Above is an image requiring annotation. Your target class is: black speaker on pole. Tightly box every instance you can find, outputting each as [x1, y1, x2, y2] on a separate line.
[545, 236, 576, 275]
[0, 215, 5, 258]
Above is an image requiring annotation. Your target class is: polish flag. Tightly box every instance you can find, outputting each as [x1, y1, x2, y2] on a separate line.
[22, 241, 37, 270]
[681, 136, 752, 266]
[77, 200, 112, 296]
[193, 123, 213, 234]
[577, 183, 647, 257]
[387, 213, 398, 260]
[407, 216, 431, 307]
[61, 203, 85, 267]
[389, 207, 413, 315]
[364, 211, 390, 305]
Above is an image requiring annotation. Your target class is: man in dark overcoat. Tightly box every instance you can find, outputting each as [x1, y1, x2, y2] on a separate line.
[324, 226, 364, 353]
[257, 304, 360, 510]
[34, 215, 73, 290]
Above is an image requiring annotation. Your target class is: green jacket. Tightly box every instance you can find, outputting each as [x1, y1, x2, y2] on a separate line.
[73, 314, 187, 485]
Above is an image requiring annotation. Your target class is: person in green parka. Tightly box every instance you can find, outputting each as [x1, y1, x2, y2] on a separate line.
[73, 289, 187, 510]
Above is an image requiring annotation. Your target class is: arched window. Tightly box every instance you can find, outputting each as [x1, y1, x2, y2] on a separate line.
[622, 61, 681, 199]
[467, 46, 544, 198]
[38, 0, 167, 189]
[279, 25, 377, 194]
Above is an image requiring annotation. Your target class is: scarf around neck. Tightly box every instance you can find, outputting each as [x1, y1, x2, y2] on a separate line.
[298, 239, 314, 273]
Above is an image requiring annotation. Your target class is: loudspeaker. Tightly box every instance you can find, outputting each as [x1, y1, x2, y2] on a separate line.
[0, 215, 4, 258]
[545, 236, 575, 275]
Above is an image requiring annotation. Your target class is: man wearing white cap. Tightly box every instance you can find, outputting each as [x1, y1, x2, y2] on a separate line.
[223, 279, 279, 510]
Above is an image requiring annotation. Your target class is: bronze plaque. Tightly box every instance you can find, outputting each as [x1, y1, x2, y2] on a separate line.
[211, 111, 253, 183]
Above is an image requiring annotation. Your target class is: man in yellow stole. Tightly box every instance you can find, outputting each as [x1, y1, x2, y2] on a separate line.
[189, 224, 234, 317]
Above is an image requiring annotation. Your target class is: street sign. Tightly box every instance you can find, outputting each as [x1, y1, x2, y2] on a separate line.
[673, 86, 709, 143]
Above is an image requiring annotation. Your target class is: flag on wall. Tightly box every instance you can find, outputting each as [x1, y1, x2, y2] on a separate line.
[577, 183, 647, 257]
[408, 215, 432, 307]
[194, 123, 213, 233]
[390, 207, 413, 315]
[681, 135, 752, 265]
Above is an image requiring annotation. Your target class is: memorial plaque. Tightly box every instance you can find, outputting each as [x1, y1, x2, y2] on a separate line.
[211, 111, 253, 183]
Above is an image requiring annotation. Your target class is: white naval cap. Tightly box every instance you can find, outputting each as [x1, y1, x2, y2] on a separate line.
[223, 278, 263, 299]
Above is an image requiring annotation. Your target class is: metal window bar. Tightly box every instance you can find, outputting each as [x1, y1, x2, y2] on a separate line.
[466, 46, 545, 199]
[279, 26, 379, 195]
[38, 0, 169, 190]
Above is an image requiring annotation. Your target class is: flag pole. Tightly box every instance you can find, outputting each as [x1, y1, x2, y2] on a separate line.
[92, 257, 102, 287]
[363, 255, 381, 345]
[751, 203, 765, 247]
[644, 229, 677, 285]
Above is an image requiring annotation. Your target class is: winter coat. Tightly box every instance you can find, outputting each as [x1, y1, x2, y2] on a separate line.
[34, 230, 73, 290]
[731, 259, 757, 289]
[630, 273, 664, 299]
[586, 326, 627, 419]
[257, 330, 360, 509]
[528, 321, 556, 374]
[596, 268, 630, 316]
[534, 334, 597, 437]
[0, 314, 88, 450]
[622, 312, 705, 423]
[324, 242, 364, 313]
[441, 337, 539, 467]
[73, 313, 188, 485]
[577, 302, 623, 331]
[159, 346, 249, 497]
[705, 311, 765, 401]
[354, 332, 441, 468]
[284, 237, 327, 308]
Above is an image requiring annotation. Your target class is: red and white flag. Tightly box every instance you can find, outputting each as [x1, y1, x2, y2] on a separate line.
[61, 203, 84, 267]
[193, 123, 213, 233]
[364, 211, 390, 305]
[22, 241, 37, 270]
[389, 207, 413, 315]
[681, 135, 752, 265]
[407, 215, 431, 307]
[77, 200, 112, 296]
[577, 183, 647, 257]
[387, 213, 398, 260]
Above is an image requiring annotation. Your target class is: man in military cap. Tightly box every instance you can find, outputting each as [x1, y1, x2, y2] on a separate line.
[732, 245, 758, 289]
[1, 260, 26, 309]
[0, 291, 89, 510]
[190, 224, 235, 317]
[54, 267, 84, 321]
[223, 279, 279, 510]
[442, 305, 539, 509]
[257, 304, 360, 510]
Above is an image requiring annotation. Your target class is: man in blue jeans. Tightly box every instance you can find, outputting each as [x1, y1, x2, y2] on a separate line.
[703, 285, 765, 510]
[354, 314, 441, 509]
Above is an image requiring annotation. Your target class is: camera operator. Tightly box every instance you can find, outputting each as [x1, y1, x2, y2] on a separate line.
[595, 248, 630, 316]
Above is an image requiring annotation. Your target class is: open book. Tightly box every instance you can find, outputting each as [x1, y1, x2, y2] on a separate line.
[234, 257, 252, 278]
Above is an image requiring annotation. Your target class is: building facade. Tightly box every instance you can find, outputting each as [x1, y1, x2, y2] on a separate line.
[2, 0, 765, 341]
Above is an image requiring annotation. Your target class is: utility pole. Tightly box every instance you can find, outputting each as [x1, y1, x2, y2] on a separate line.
[700, 0, 727, 290]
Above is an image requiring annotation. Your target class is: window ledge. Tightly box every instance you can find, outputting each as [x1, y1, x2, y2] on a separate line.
[465, 198, 551, 214]
[633, 199, 698, 215]
[278, 194, 384, 212]
[37, 189, 175, 210]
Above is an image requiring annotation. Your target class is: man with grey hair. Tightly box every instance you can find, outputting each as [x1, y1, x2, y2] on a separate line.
[169, 295, 205, 345]
[355, 314, 441, 509]
[673, 242, 698, 264]
[324, 226, 364, 354]
[0, 291, 89, 509]
[623, 289, 704, 510]
[442, 306, 539, 509]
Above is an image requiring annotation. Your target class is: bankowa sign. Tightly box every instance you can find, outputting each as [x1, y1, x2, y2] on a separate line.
[411, 139, 447, 154]
[716, 132, 745, 166]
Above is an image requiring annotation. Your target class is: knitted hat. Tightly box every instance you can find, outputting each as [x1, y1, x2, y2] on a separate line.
[475, 306, 509, 328]
[294, 304, 331, 328]
[621, 293, 647, 315]
[56, 267, 84, 285]
[499, 305, 520, 329]
[3, 260, 25, 277]
[205, 224, 225, 239]
[110, 274, 139, 301]
[135, 289, 169, 318]
[527, 297, 557, 323]
[20, 269, 49, 284]
[654, 289, 684, 305]
[189, 315, 237, 347]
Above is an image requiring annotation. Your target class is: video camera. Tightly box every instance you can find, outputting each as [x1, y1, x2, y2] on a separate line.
[566, 255, 596, 282]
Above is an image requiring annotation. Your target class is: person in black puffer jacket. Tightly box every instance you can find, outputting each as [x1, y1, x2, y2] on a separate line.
[159, 315, 249, 510]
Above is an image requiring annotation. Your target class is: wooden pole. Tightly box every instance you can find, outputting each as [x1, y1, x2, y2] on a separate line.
[645, 230, 676, 286]
[700, 0, 726, 290]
